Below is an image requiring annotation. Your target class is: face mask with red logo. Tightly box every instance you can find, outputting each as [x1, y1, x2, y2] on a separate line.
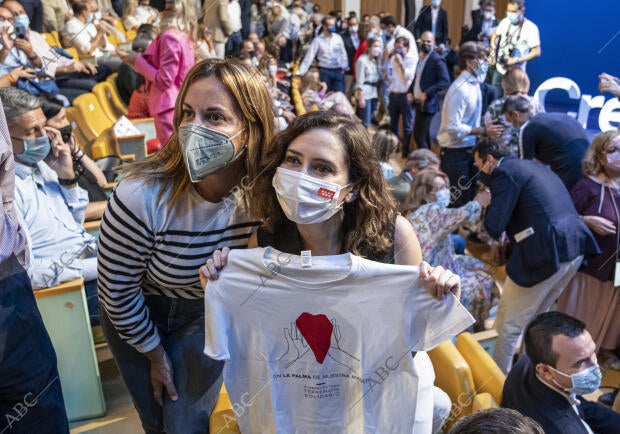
[272, 167, 349, 224]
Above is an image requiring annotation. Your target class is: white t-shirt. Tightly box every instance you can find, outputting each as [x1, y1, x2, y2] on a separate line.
[494, 17, 540, 69]
[204, 247, 474, 434]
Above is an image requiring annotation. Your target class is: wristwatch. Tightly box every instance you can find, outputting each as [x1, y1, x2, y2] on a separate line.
[72, 149, 85, 161]
[58, 176, 78, 187]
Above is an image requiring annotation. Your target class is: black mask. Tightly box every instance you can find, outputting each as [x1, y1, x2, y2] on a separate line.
[420, 43, 433, 54]
[248, 50, 256, 57]
[58, 125, 73, 144]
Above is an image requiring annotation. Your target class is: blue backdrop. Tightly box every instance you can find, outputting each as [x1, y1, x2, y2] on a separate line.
[524, 1, 620, 130]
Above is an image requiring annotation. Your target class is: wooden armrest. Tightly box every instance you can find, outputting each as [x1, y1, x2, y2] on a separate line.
[83, 220, 101, 232]
[103, 181, 117, 190]
[34, 277, 85, 299]
[130, 117, 155, 125]
[121, 154, 135, 161]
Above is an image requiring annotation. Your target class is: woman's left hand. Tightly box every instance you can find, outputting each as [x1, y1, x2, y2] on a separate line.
[419, 261, 461, 300]
[118, 49, 138, 67]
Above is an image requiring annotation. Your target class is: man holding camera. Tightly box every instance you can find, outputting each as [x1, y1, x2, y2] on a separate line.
[0, 5, 43, 78]
[489, 0, 540, 97]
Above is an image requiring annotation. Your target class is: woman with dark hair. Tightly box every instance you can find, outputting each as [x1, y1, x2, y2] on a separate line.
[39, 95, 108, 220]
[202, 111, 468, 433]
[97, 58, 277, 433]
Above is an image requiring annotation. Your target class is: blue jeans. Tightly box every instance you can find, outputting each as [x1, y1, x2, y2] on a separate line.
[491, 69, 504, 98]
[319, 67, 345, 93]
[100, 295, 224, 434]
[356, 97, 377, 128]
[388, 92, 414, 148]
[0, 255, 69, 434]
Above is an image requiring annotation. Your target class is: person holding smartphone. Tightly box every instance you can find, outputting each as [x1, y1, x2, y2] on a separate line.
[0, 86, 100, 324]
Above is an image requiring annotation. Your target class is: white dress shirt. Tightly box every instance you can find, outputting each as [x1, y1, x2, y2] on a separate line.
[298, 32, 349, 76]
[437, 70, 482, 148]
[413, 53, 430, 99]
[355, 54, 380, 100]
[387, 54, 416, 94]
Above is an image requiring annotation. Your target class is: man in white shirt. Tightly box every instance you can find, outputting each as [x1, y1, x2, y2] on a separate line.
[386, 37, 416, 155]
[437, 42, 503, 207]
[297, 16, 348, 93]
[62, 0, 121, 71]
[225, 0, 243, 57]
[489, 0, 540, 97]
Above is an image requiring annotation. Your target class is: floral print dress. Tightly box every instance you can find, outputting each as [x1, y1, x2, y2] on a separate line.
[408, 200, 494, 327]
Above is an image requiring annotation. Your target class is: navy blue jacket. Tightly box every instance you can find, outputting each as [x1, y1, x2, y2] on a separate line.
[407, 50, 450, 114]
[502, 355, 620, 434]
[521, 112, 590, 190]
[484, 158, 599, 287]
[413, 6, 448, 45]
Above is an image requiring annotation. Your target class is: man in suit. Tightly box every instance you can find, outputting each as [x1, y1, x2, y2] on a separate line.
[503, 95, 589, 190]
[388, 148, 440, 206]
[407, 31, 450, 150]
[462, 0, 498, 46]
[502, 312, 620, 434]
[472, 138, 599, 373]
[340, 15, 359, 96]
[413, 0, 448, 46]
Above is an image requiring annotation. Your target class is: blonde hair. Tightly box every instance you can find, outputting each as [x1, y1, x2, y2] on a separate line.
[120, 59, 276, 206]
[251, 111, 398, 259]
[404, 168, 449, 214]
[159, 0, 196, 40]
[582, 130, 620, 177]
[502, 68, 530, 95]
[122, 0, 137, 17]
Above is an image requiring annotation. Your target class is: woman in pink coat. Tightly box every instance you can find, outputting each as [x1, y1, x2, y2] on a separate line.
[120, 0, 195, 148]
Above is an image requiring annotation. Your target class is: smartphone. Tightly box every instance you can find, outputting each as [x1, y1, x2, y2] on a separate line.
[14, 23, 27, 39]
[149, 0, 166, 11]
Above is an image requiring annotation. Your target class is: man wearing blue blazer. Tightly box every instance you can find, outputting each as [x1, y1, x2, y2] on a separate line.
[472, 138, 599, 374]
[407, 31, 450, 151]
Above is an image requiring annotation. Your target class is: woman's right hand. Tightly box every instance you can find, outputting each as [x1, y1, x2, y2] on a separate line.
[582, 215, 616, 236]
[357, 96, 366, 109]
[145, 344, 178, 406]
[200, 247, 230, 287]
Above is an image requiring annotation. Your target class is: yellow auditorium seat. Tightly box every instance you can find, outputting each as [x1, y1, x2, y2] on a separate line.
[428, 340, 476, 428]
[456, 332, 506, 405]
[471, 392, 499, 412]
[93, 81, 128, 121]
[107, 32, 121, 47]
[34, 278, 106, 421]
[42, 32, 60, 47]
[64, 47, 80, 60]
[126, 29, 137, 41]
[209, 384, 240, 433]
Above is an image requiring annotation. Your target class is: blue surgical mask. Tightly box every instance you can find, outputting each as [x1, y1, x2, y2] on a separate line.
[475, 61, 489, 82]
[15, 135, 51, 165]
[394, 48, 405, 57]
[432, 0, 441, 7]
[94, 11, 102, 21]
[548, 364, 602, 396]
[435, 188, 451, 208]
[14, 14, 30, 30]
[507, 11, 521, 25]
[268, 65, 278, 74]
[328, 26, 336, 34]
[86, 13, 95, 24]
[178, 123, 245, 182]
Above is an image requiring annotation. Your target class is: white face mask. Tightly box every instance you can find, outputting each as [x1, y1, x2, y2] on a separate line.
[272, 167, 350, 224]
[435, 188, 451, 208]
[370, 46, 381, 57]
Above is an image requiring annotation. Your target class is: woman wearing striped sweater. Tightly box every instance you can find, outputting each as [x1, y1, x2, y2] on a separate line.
[97, 59, 276, 433]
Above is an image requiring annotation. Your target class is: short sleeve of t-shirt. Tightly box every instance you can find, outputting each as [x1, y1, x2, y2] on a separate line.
[522, 20, 540, 48]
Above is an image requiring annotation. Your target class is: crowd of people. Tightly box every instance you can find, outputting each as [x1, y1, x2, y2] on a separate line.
[1, 0, 620, 433]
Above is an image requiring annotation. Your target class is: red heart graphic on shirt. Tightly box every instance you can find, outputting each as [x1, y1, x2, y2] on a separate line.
[295, 312, 333, 364]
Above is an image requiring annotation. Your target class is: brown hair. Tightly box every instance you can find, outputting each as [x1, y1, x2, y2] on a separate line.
[120, 58, 276, 205]
[372, 128, 400, 162]
[404, 168, 449, 214]
[582, 130, 620, 177]
[250, 111, 398, 258]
